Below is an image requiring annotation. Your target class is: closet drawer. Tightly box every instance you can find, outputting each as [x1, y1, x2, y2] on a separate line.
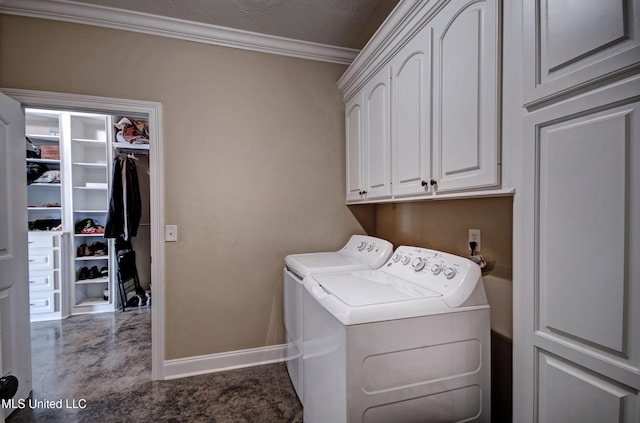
[30, 292, 56, 315]
[29, 270, 58, 292]
[28, 250, 58, 271]
[28, 233, 59, 249]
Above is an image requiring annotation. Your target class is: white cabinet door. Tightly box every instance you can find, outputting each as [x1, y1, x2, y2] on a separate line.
[517, 78, 640, 422]
[431, 0, 500, 193]
[345, 94, 365, 202]
[523, 0, 640, 105]
[362, 68, 392, 200]
[390, 27, 432, 197]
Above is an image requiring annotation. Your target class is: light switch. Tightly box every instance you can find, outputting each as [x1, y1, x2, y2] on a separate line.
[165, 225, 178, 242]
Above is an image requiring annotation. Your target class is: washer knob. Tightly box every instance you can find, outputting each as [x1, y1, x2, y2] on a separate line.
[367, 244, 375, 252]
[443, 267, 457, 279]
[358, 242, 367, 251]
[412, 257, 427, 272]
[392, 254, 401, 263]
[401, 256, 411, 265]
[431, 263, 442, 275]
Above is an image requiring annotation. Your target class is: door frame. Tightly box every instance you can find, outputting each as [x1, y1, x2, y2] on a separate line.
[1, 88, 166, 380]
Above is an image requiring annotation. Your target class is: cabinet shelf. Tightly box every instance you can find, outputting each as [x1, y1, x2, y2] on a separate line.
[74, 209, 107, 213]
[72, 162, 107, 167]
[75, 255, 108, 261]
[27, 158, 61, 165]
[29, 183, 61, 188]
[26, 134, 60, 142]
[28, 206, 62, 211]
[112, 142, 149, 150]
[74, 233, 106, 237]
[76, 297, 108, 306]
[76, 277, 109, 284]
[73, 186, 108, 190]
[72, 138, 106, 144]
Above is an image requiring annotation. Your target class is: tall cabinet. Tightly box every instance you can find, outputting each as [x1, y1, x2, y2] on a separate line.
[63, 113, 115, 314]
[515, 0, 640, 421]
[26, 110, 66, 321]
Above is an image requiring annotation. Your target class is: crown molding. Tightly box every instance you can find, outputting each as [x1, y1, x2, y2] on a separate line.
[0, 0, 359, 65]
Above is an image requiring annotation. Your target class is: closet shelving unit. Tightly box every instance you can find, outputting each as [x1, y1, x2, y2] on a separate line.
[64, 113, 115, 313]
[26, 109, 67, 321]
[26, 110, 63, 228]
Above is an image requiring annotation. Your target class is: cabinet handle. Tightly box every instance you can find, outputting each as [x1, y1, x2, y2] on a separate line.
[362, 190, 368, 195]
[430, 179, 437, 186]
[421, 180, 428, 187]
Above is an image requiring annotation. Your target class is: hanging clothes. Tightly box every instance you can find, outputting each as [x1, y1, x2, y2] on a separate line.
[105, 156, 142, 240]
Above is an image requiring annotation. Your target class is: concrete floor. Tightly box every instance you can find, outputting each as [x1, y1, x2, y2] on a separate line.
[7, 309, 302, 422]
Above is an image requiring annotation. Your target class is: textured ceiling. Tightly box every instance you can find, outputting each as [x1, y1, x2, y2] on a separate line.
[68, 0, 401, 49]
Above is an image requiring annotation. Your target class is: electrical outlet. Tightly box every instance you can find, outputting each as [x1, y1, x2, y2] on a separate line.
[468, 229, 481, 252]
[165, 225, 178, 242]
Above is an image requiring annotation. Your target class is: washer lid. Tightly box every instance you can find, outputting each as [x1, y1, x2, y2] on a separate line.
[315, 271, 441, 307]
[285, 252, 362, 278]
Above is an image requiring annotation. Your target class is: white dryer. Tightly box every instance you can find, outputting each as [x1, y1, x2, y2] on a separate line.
[302, 246, 491, 423]
[283, 235, 393, 403]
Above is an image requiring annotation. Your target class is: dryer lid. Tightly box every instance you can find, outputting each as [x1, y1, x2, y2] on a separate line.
[315, 271, 441, 307]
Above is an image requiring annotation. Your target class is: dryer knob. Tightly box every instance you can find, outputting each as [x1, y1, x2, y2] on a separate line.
[401, 256, 411, 265]
[431, 264, 442, 275]
[392, 254, 401, 263]
[443, 267, 457, 279]
[358, 242, 367, 251]
[367, 244, 375, 252]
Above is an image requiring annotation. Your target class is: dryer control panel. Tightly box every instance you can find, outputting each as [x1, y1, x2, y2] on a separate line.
[341, 235, 394, 269]
[381, 246, 486, 308]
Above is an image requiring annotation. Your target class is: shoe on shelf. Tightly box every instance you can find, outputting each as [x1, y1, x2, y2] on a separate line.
[88, 266, 100, 279]
[77, 244, 91, 257]
[100, 266, 108, 277]
[90, 241, 107, 256]
[78, 267, 90, 280]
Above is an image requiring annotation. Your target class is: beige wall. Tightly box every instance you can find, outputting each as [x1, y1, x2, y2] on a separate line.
[0, 15, 366, 359]
[374, 197, 513, 278]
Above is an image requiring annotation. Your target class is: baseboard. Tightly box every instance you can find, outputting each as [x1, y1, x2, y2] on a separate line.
[163, 344, 289, 380]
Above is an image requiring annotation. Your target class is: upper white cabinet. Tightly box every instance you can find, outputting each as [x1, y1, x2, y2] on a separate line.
[346, 67, 392, 201]
[523, 0, 640, 105]
[339, 0, 502, 203]
[390, 27, 431, 198]
[431, 0, 500, 193]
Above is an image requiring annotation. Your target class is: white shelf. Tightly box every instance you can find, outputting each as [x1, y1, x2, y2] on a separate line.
[74, 233, 106, 237]
[76, 277, 109, 284]
[75, 255, 108, 261]
[73, 186, 108, 190]
[72, 138, 106, 143]
[76, 297, 109, 306]
[74, 209, 107, 213]
[29, 183, 61, 188]
[27, 158, 61, 165]
[72, 162, 107, 167]
[26, 134, 60, 142]
[112, 142, 149, 150]
[28, 207, 62, 211]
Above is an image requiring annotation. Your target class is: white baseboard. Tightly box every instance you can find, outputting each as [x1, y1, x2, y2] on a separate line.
[163, 344, 289, 380]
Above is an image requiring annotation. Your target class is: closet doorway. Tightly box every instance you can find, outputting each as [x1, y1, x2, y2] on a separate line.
[4, 88, 165, 380]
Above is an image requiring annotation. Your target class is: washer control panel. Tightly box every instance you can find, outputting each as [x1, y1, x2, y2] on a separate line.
[383, 246, 481, 301]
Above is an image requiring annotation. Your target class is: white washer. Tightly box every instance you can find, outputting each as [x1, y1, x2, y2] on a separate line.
[283, 235, 393, 403]
[302, 246, 491, 423]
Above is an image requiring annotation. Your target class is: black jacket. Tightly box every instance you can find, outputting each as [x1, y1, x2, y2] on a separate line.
[105, 156, 142, 240]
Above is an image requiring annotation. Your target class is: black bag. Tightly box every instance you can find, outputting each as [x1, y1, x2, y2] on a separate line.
[26, 163, 49, 184]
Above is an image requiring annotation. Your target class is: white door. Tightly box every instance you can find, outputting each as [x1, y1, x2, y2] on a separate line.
[431, 0, 500, 193]
[345, 94, 364, 202]
[0, 92, 32, 420]
[363, 67, 391, 200]
[390, 26, 432, 198]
